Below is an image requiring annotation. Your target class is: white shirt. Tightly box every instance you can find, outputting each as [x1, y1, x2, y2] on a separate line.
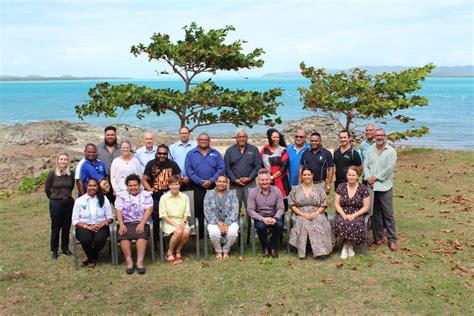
[110, 156, 142, 194]
[72, 194, 113, 226]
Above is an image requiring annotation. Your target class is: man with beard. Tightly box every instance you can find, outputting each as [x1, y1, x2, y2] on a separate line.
[96, 126, 121, 203]
[185, 133, 225, 238]
[142, 144, 182, 243]
[77, 143, 109, 196]
[363, 128, 398, 251]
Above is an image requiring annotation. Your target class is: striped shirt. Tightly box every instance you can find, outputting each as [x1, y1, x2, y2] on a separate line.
[363, 143, 397, 192]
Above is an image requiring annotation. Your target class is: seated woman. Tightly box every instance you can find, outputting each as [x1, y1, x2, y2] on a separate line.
[159, 175, 191, 264]
[204, 175, 239, 260]
[72, 178, 113, 269]
[115, 174, 153, 274]
[334, 166, 370, 259]
[288, 168, 334, 259]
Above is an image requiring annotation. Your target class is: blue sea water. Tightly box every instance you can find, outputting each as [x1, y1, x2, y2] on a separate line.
[0, 77, 473, 150]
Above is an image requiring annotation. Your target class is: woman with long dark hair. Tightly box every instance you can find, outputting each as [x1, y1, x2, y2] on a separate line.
[72, 178, 113, 269]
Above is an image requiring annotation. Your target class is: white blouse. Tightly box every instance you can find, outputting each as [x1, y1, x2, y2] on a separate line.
[72, 194, 113, 226]
[110, 156, 142, 194]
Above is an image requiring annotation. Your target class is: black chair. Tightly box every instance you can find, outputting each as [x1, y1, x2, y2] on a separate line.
[159, 190, 200, 262]
[72, 224, 116, 271]
[112, 222, 156, 265]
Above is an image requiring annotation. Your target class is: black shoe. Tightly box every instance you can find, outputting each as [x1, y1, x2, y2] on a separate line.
[126, 267, 135, 275]
[262, 248, 269, 258]
[270, 249, 279, 259]
[51, 251, 58, 259]
[136, 267, 146, 275]
[62, 249, 72, 256]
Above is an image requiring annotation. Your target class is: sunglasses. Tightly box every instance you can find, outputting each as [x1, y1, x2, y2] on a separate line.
[295, 135, 305, 139]
[156, 152, 168, 156]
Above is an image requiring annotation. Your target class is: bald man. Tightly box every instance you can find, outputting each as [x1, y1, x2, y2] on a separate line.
[136, 132, 158, 174]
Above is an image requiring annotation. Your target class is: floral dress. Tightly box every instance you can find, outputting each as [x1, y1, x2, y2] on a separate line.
[334, 183, 370, 244]
[288, 185, 334, 258]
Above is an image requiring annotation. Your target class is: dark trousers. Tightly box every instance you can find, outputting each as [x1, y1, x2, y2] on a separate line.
[373, 188, 397, 243]
[190, 182, 214, 238]
[254, 218, 284, 250]
[49, 198, 73, 252]
[151, 190, 166, 246]
[76, 226, 109, 261]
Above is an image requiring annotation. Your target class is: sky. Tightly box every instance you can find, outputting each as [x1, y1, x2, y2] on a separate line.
[1, 0, 473, 78]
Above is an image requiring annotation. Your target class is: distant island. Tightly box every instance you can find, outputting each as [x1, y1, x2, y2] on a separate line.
[0, 75, 132, 82]
[263, 65, 474, 78]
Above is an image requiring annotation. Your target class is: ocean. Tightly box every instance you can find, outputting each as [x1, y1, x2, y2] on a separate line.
[0, 77, 473, 150]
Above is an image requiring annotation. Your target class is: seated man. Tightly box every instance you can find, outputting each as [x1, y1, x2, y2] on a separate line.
[247, 168, 285, 258]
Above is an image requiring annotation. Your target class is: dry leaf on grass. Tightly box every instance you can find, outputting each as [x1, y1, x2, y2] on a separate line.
[321, 276, 333, 284]
[440, 229, 454, 233]
[201, 262, 210, 268]
[336, 263, 344, 269]
[265, 302, 272, 307]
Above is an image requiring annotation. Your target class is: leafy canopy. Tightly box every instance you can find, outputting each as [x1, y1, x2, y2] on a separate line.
[76, 22, 282, 131]
[298, 63, 435, 141]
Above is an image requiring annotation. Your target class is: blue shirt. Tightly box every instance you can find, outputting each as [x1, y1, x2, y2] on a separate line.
[169, 140, 197, 176]
[360, 139, 375, 162]
[79, 159, 108, 191]
[287, 143, 310, 186]
[135, 145, 157, 174]
[300, 147, 334, 182]
[185, 147, 225, 185]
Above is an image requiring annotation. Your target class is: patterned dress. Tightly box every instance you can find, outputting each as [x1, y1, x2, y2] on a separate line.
[334, 183, 370, 244]
[288, 185, 334, 258]
[260, 145, 290, 198]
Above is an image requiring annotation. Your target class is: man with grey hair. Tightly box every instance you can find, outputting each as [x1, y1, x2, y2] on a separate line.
[363, 128, 398, 251]
[224, 128, 262, 212]
[287, 130, 310, 187]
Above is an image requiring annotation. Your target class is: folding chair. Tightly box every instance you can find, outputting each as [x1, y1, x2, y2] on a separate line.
[159, 190, 200, 262]
[112, 222, 156, 265]
[72, 224, 116, 271]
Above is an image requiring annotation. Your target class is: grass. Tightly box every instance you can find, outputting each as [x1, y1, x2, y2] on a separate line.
[0, 149, 473, 314]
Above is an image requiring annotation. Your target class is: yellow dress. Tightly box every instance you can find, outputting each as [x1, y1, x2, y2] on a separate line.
[159, 191, 191, 235]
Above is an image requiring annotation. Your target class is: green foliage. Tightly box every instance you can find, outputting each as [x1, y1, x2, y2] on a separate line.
[76, 22, 283, 131]
[299, 63, 436, 141]
[17, 172, 48, 194]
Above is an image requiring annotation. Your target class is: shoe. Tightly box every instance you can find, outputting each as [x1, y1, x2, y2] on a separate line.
[80, 259, 89, 267]
[340, 248, 348, 259]
[223, 253, 230, 260]
[136, 267, 146, 275]
[372, 239, 385, 246]
[262, 248, 269, 258]
[51, 251, 58, 259]
[270, 249, 279, 259]
[388, 242, 397, 251]
[62, 249, 72, 256]
[126, 267, 135, 275]
[347, 245, 355, 257]
[87, 261, 96, 270]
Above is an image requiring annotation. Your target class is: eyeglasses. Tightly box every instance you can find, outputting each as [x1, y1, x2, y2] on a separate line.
[375, 134, 385, 137]
[295, 135, 305, 139]
[198, 139, 210, 142]
[157, 152, 168, 156]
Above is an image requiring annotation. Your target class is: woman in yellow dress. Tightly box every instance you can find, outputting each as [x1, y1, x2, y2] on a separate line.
[159, 175, 191, 264]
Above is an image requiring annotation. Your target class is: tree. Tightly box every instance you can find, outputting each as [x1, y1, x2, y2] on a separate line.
[298, 63, 436, 141]
[75, 22, 283, 131]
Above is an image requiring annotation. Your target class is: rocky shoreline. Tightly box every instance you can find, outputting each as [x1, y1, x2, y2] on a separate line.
[0, 116, 342, 192]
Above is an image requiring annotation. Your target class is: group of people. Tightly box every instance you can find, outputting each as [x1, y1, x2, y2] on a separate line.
[45, 122, 398, 273]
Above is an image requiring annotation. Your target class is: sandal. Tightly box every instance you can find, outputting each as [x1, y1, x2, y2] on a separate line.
[87, 261, 96, 270]
[223, 253, 230, 260]
[81, 259, 89, 267]
[175, 252, 183, 261]
[216, 253, 223, 260]
[166, 254, 178, 265]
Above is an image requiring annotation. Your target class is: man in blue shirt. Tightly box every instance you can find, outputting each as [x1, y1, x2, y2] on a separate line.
[360, 123, 376, 162]
[77, 143, 109, 196]
[135, 132, 157, 174]
[287, 130, 310, 187]
[299, 132, 334, 194]
[185, 133, 225, 237]
[169, 126, 197, 190]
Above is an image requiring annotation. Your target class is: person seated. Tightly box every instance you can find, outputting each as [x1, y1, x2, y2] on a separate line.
[72, 178, 113, 269]
[334, 166, 370, 259]
[288, 168, 334, 259]
[204, 175, 239, 260]
[115, 174, 153, 274]
[159, 175, 191, 264]
[247, 168, 285, 258]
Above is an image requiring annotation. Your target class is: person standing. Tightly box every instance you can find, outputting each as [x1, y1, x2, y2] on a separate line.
[169, 126, 197, 190]
[224, 128, 261, 213]
[110, 140, 142, 195]
[333, 130, 362, 190]
[287, 130, 310, 187]
[142, 144, 181, 243]
[77, 144, 109, 196]
[96, 126, 121, 203]
[45, 152, 75, 259]
[135, 132, 158, 174]
[360, 123, 376, 162]
[185, 133, 225, 238]
[299, 132, 334, 195]
[247, 169, 285, 258]
[363, 128, 398, 251]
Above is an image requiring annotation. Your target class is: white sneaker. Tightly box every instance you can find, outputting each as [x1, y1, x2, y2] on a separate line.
[348, 245, 355, 257]
[340, 248, 348, 259]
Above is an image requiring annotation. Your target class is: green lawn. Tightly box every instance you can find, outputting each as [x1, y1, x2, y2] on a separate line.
[0, 149, 473, 314]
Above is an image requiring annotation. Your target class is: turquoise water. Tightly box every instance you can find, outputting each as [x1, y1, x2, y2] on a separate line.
[0, 77, 473, 150]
